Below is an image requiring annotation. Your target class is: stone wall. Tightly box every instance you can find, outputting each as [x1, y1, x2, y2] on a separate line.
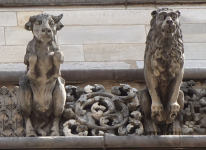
[0, 4, 206, 84]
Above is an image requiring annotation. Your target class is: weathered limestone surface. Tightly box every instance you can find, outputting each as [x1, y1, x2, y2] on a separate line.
[181, 24, 206, 43]
[0, 27, 5, 45]
[5, 27, 32, 45]
[0, 12, 17, 26]
[61, 45, 84, 61]
[84, 44, 145, 61]
[58, 26, 146, 44]
[17, 11, 42, 26]
[0, 0, 205, 6]
[0, 46, 26, 63]
[44, 10, 152, 25]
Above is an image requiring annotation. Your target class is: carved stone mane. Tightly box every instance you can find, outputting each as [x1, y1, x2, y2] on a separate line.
[145, 8, 184, 80]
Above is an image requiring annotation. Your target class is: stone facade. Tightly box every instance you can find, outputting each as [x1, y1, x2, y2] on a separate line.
[0, 4, 206, 67]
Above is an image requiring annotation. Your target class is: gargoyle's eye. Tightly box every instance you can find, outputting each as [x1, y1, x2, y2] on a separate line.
[49, 21, 55, 25]
[171, 15, 177, 21]
[35, 20, 42, 25]
[159, 15, 165, 21]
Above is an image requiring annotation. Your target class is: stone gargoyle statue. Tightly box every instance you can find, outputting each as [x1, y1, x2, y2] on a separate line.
[19, 13, 66, 137]
[140, 8, 184, 135]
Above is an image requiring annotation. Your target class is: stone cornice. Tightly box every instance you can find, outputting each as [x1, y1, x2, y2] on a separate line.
[0, 0, 205, 7]
[0, 60, 205, 84]
[0, 136, 205, 149]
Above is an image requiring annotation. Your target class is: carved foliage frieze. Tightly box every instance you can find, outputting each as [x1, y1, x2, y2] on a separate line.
[0, 86, 24, 137]
[181, 80, 206, 135]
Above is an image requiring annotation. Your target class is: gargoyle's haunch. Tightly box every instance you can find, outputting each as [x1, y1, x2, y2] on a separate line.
[19, 13, 66, 137]
[140, 8, 184, 135]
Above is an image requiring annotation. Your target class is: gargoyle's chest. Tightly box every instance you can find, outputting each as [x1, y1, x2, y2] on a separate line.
[36, 52, 54, 76]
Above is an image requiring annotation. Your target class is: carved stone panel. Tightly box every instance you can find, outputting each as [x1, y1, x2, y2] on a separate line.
[0, 86, 24, 137]
[62, 84, 143, 136]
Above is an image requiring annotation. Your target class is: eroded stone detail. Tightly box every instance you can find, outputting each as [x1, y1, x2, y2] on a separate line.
[0, 86, 24, 137]
[62, 84, 143, 136]
[181, 80, 206, 135]
[19, 13, 66, 137]
[140, 8, 184, 135]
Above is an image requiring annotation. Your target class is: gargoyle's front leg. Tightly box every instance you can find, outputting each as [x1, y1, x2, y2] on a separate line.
[26, 53, 37, 80]
[144, 65, 163, 122]
[53, 51, 64, 78]
[51, 77, 66, 136]
[168, 69, 184, 121]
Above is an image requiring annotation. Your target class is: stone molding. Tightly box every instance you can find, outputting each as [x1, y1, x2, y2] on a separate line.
[0, 0, 205, 6]
[0, 61, 205, 83]
[0, 136, 205, 149]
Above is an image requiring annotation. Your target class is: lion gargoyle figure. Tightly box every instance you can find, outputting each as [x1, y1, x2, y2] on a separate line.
[19, 13, 66, 137]
[140, 8, 184, 135]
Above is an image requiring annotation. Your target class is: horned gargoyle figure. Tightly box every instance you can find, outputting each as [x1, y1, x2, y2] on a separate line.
[140, 8, 184, 135]
[19, 13, 66, 137]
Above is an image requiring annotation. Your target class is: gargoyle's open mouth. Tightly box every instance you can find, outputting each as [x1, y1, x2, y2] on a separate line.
[161, 28, 175, 38]
[40, 37, 52, 43]
[162, 29, 173, 34]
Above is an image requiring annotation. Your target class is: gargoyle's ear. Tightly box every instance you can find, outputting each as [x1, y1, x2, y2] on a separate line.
[175, 10, 181, 17]
[56, 22, 64, 31]
[151, 10, 158, 17]
[52, 14, 63, 23]
[25, 15, 36, 31]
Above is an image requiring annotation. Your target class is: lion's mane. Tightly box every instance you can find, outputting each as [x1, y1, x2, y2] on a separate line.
[145, 10, 184, 81]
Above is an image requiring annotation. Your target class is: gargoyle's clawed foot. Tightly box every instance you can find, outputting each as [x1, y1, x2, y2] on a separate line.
[26, 130, 37, 137]
[28, 53, 37, 65]
[53, 51, 63, 66]
[168, 121, 181, 135]
[50, 130, 60, 136]
[151, 103, 163, 122]
[169, 103, 180, 120]
[144, 119, 159, 135]
[38, 129, 47, 136]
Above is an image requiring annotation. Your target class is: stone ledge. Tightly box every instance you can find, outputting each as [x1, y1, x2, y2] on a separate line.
[0, 60, 205, 84]
[0, 136, 206, 149]
[0, 0, 205, 6]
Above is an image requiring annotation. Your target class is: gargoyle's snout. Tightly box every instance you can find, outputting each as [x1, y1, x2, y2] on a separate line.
[41, 28, 51, 33]
[165, 16, 173, 25]
[166, 19, 173, 25]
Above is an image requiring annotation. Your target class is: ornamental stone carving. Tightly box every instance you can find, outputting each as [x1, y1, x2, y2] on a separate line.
[140, 8, 184, 135]
[62, 84, 143, 136]
[0, 87, 24, 137]
[181, 80, 206, 135]
[19, 13, 66, 137]
[0, 10, 205, 138]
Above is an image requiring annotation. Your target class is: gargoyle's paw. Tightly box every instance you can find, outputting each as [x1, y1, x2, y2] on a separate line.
[26, 130, 37, 137]
[53, 51, 63, 64]
[50, 131, 60, 136]
[169, 103, 180, 120]
[28, 53, 37, 64]
[151, 104, 163, 115]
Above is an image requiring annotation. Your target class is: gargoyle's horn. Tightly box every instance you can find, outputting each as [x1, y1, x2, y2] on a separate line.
[52, 14, 63, 23]
[29, 15, 37, 23]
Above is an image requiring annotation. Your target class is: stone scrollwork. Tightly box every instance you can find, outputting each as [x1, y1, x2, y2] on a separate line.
[63, 84, 144, 136]
[0, 87, 24, 137]
[181, 80, 206, 135]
